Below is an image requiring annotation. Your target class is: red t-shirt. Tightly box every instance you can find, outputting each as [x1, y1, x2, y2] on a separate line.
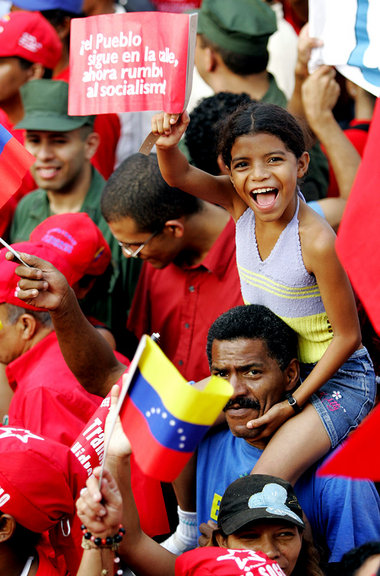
[127, 217, 243, 381]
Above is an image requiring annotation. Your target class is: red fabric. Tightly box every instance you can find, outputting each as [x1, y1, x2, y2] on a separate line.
[152, 0, 201, 12]
[30, 213, 112, 280]
[326, 118, 370, 197]
[0, 11, 62, 69]
[36, 547, 63, 576]
[127, 218, 243, 381]
[71, 378, 169, 537]
[175, 548, 286, 576]
[0, 124, 34, 211]
[0, 426, 86, 533]
[0, 108, 36, 239]
[54, 69, 120, 180]
[336, 97, 380, 333]
[280, 0, 305, 34]
[318, 403, 380, 480]
[6, 332, 106, 446]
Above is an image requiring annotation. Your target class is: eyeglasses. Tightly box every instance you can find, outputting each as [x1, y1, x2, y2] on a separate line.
[118, 230, 159, 258]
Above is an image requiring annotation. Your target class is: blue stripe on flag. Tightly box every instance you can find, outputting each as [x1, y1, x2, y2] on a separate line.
[0, 124, 12, 155]
[129, 368, 210, 452]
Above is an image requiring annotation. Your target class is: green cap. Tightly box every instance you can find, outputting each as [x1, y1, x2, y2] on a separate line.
[16, 79, 95, 132]
[197, 0, 277, 56]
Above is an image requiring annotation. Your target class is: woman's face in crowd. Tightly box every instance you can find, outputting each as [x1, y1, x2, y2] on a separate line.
[215, 520, 302, 576]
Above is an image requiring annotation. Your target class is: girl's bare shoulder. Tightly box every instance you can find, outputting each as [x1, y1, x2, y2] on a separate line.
[298, 201, 337, 270]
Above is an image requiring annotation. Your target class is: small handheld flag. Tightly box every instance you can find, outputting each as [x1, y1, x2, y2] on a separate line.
[109, 335, 233, 482]
[0, 123, 35, 211]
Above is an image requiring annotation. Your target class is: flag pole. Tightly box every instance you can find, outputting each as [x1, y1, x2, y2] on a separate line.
[98, 334, 149, 488]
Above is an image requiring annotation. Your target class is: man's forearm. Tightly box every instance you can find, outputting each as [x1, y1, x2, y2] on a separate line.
[50, 287, 124, 397]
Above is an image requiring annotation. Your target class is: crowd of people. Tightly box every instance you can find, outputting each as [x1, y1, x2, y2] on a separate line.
[0, 0, 379, 575]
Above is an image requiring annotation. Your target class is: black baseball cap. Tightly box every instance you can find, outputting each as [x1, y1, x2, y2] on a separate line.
[218, 474, 305, 535]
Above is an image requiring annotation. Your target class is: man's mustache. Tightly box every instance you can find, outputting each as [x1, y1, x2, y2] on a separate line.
[223, 396, 260, 412]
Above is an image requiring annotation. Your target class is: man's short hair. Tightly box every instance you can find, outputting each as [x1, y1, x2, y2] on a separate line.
[206, 304, 298, 370]
[101, 153, 203, 232]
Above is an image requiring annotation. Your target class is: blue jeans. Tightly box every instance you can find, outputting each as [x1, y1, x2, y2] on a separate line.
[301, 347, 376, 449]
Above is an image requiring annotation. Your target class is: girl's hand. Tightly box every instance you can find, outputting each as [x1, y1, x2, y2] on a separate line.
[76, 467, 123, 538]
[246, 400, 295, 440]
[151, 110, 190, 148]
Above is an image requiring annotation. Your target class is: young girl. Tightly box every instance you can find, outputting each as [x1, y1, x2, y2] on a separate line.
[152, 102, 376, 484]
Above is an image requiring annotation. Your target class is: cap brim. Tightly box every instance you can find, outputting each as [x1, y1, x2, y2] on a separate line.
[16, 113, 92, 132]
[220, 507, 305, 535]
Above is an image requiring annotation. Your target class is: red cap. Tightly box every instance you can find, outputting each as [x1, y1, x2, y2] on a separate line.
[175, 548, 286, 576]
[30, 213, 112, 283]
[0, 426, 87, 533]
[0, 241, 83, 311]
[0, 11, 62, 70]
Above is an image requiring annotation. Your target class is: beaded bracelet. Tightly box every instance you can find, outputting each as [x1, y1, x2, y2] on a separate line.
[81, 524, 126, 551]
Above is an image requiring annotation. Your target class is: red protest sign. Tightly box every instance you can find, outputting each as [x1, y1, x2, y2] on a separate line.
[69, 11, 197, 116]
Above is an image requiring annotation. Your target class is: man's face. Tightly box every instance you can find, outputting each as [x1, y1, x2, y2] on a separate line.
[0, 57, 31, 103]
[210, 338, 292, 448]
[108, 215, 183, 269]
[25, 129, 90, 193]
[0, 304, 24, 365]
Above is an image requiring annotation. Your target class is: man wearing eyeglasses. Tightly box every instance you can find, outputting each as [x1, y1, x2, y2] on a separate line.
[101, 152, 243, 381]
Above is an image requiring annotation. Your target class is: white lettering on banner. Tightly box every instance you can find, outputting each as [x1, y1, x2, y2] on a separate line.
[95, 32, 142, 50]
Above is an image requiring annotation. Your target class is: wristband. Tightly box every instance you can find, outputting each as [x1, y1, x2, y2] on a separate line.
[285, 393, 302, 414]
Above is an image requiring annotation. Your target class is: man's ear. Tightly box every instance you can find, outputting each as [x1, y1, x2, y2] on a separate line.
[214, 530, 228, 547]
[163, 219, 185, 239]
[84, 132, 100, 160]
[0, 514, 16, 543]
[284, 358, 300, 392]
[17, 313, 38, 341]
[28, 62, 44, 81]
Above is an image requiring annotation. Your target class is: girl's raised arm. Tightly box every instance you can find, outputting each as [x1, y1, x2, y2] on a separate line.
[152, 111, 240, 215]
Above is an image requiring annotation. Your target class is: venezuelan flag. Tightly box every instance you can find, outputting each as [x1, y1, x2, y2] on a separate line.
[0, 124, 35, 210]
[119, 335, 233, 482]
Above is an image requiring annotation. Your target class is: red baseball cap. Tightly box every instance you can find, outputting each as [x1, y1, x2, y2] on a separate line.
[0, 426, 87, 533]
[0, 11, 62, 70]
[175, 547, 286, 576]
[30, 213, 112, 283]
[0, 241, 82, 311]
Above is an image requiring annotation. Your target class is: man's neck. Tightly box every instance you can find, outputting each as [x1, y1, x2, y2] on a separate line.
[176, 203, 230, 267]
[208, 69, 270, 102]
[47, 163, 93, 214]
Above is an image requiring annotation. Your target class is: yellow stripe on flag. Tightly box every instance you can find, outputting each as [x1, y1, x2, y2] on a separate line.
[138, 336, 233, 426]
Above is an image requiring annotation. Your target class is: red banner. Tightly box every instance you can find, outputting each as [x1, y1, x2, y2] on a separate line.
[69, 11, 197, 115]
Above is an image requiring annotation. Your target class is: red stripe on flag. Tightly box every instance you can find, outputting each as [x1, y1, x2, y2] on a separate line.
[318, 403, 380, 480]
[0, 135, 35, 210]
[121, 396, 193, 482]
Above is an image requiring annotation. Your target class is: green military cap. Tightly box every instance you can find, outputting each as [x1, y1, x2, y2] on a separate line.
[16, 79, 95, 132]
[197, 0, 277, 56]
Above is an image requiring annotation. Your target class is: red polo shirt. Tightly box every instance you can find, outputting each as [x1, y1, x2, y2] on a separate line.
[127, 217, 243, 381]
[6, 331, 128, 446]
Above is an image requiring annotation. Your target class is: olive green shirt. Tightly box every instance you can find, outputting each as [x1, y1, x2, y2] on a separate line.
[10, 169, 141, 355]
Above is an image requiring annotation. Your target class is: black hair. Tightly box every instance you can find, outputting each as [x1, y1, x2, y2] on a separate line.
[40, 9, 78, 26]
[185, 91, 253, 175]
[206, 304, 298, 370]
[101, 153, 203, 232]
[16, 56, 53, 78]
[198, 34, 269, 75]
[218, 101, 307, 168]
[340, 542, 380, 576]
